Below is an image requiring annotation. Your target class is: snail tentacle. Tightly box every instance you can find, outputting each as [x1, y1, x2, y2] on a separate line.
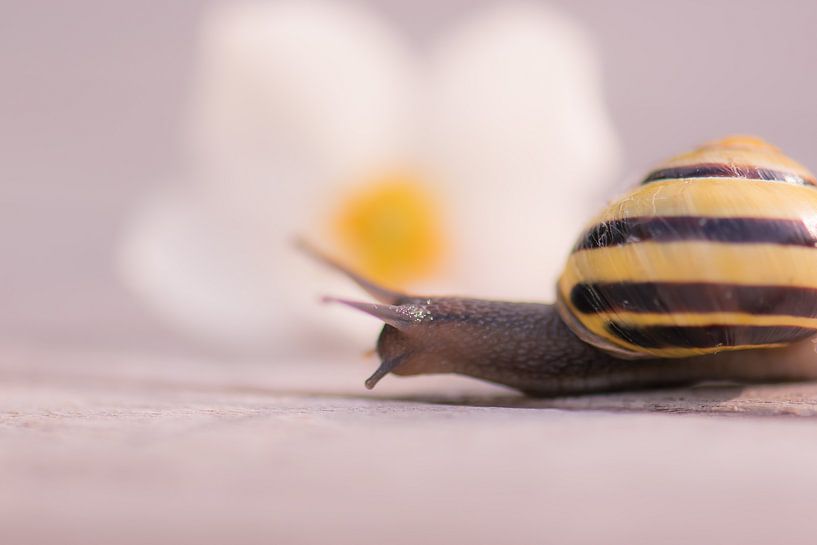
[296, 237, 405, 304]
[364, 352, 410, 390]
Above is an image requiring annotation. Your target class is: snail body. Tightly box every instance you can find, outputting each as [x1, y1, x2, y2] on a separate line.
[309, 136, 817, 396]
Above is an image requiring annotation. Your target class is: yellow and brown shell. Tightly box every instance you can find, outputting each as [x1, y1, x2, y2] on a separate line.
[558, 135, 817, 358]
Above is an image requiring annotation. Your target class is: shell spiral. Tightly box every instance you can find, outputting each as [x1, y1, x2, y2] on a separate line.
[558, 135, 817, 358]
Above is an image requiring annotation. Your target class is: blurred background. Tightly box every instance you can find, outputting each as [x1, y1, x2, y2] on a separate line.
[4, 0, 817, 360]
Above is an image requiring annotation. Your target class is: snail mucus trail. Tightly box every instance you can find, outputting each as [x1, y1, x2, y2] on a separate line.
[305, 136, 817, 397]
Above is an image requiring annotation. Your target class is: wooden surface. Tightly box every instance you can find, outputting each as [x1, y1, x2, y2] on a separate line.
[5, 344, 817, 544]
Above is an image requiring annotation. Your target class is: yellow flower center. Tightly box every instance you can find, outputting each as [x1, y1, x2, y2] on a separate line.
[331, 172, 444, 288]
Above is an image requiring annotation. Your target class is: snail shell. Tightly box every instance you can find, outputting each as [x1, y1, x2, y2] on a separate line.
[559, 135, 817, 359]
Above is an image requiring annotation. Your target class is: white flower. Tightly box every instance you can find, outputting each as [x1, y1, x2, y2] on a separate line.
[118, 0, 620, 355]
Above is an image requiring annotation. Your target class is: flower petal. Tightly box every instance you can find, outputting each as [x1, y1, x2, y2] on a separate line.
[119, 1, 419, 353]
[425, 3, 621, 300]
[118, 189, 382, 354]
[187, 0, 419, 199]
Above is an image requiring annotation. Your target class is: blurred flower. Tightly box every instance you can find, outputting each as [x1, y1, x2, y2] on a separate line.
[118, 0, 620, 355]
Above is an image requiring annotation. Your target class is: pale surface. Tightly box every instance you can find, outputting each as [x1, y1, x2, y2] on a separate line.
[5, 345, 817, 544]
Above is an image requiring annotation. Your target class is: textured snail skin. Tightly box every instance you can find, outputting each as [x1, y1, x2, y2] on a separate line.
[372, 296, 817, 396]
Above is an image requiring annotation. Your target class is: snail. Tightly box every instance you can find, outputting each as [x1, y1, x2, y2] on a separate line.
[303, 136, 817, 396]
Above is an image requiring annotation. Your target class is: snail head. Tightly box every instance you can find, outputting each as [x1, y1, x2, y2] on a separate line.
[297, 238, 458, 388]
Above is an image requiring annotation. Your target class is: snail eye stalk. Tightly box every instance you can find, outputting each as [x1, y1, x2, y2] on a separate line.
[321, 296, 414, 330]
[295, 238, 404, 304]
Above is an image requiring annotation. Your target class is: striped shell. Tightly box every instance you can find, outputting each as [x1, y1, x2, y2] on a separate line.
[557, 135, 817, 358]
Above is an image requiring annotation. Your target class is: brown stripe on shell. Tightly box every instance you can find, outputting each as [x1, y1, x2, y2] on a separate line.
[605, 322, 817, 349]
[641, 163, 817, 186]
[573, 216, 817, 252]
[570, 282, 817, 317]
